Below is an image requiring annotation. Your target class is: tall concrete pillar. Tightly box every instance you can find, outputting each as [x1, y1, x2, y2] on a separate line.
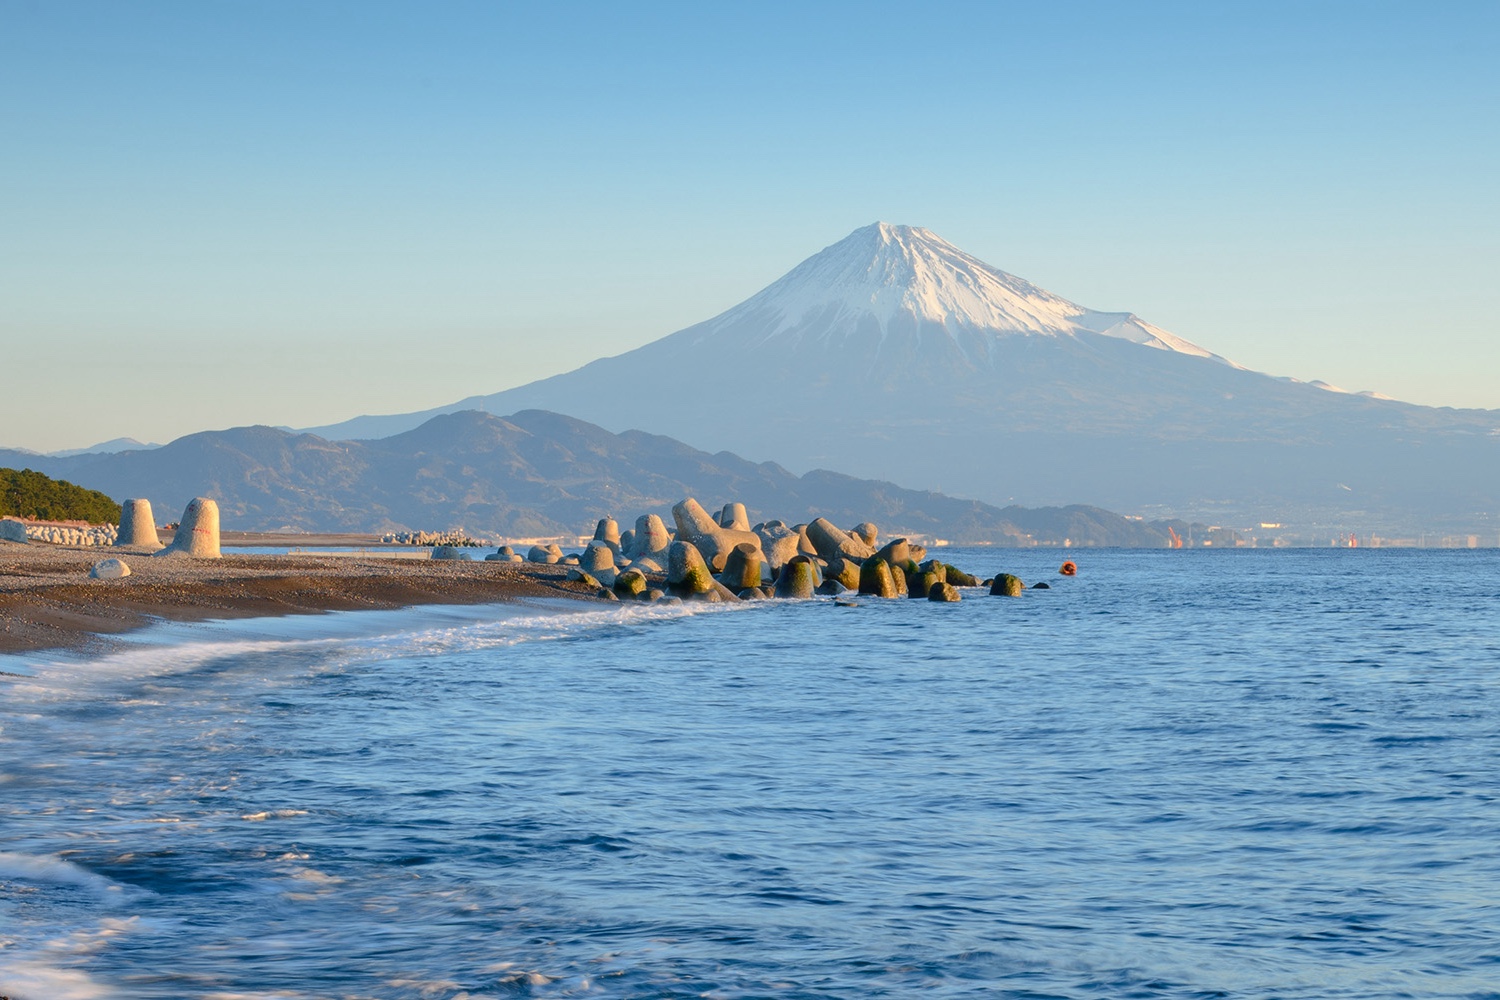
[154, 497, 221, 558]
[115, 499, 163, 549]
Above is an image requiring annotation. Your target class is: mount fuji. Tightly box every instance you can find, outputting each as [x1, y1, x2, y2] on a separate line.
[309, 223, 1500, 533]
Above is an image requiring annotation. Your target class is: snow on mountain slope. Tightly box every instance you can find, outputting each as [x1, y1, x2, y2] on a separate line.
[304, 222, 1402, 447]
[679, 222, 1237, 366]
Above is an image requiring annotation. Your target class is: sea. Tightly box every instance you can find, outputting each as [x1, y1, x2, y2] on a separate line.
[2, 548, 1498, 1000]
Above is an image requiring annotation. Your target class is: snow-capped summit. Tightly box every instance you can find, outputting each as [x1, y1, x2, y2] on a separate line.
[686, 222, 1233, 366]
[736, 222, 1084, 338]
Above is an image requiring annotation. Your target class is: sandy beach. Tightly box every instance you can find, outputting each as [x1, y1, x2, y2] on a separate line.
[0, 541, 601, 656]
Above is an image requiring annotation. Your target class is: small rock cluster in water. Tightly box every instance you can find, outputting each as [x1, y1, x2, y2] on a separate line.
[381, 529, 489, 546]
[484, 497, 1053, 604]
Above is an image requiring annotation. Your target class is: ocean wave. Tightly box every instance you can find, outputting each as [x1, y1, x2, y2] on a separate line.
[0, 956, 113, 1000]
[0, 862, 140, 1000]
[0, 916, 141, 1000]
[1, 597, 747, 702]
[0, 852, 131, 900]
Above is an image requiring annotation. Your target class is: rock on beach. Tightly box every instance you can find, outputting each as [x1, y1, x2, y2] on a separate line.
[89, 557, 132, 579]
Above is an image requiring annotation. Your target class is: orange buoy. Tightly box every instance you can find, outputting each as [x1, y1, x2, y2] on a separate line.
[1059, 561, 1077, 576]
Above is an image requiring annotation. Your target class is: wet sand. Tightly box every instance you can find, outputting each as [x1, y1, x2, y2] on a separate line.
[0, 542, 601, 657]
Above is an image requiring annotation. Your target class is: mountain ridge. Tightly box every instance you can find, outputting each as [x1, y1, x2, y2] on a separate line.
[0, 410, 1216, 546]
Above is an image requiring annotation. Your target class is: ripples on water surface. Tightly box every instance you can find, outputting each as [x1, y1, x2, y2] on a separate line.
[2, 549, 1499, 999]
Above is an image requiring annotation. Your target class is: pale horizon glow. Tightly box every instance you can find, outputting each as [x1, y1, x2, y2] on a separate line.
[2, 1, 1497, 452]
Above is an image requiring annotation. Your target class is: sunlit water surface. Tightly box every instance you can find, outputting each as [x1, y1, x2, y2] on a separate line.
[2, 548, 1499, 999]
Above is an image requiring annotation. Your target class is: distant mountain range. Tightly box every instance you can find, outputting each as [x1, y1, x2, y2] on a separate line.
[305, 223, 1500, 534]
[0, 410, 1221, 546]
[0, 437, 164, 459]
[47, 437, 161, 459]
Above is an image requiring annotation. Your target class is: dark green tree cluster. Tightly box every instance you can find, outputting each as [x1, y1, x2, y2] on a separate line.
[0, 468, 122, 524]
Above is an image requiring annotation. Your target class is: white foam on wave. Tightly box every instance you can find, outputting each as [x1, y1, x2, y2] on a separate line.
[0, 858, 140, 1000]
[0, 955, 113, 1000]
[0, 635, 341, 705]
[239, 809, 309, 822]
[0, 852, 129, 900]
[1, 597, 750, 703]
[0, 918, 142, 1000]
[363, 597, 748, 658]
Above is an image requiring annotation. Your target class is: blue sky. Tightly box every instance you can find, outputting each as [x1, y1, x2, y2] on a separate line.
[3, 1, 1497, 451]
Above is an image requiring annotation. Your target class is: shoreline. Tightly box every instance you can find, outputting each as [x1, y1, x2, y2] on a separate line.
[0, 542, 602, 657]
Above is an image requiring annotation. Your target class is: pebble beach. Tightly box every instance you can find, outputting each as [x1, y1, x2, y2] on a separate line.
[0, 540, 598, 656]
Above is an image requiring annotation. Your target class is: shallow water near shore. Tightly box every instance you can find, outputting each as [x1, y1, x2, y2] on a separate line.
[3, 548, 1499, 999]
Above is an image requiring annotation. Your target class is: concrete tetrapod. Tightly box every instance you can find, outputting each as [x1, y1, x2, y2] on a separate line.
[858, 556, 901, 598]
[580, 540, 615, 571]
[824, 557, 861, 592]
[806, 518, 876, 564]
[115, 499, 162, 549]
[909, 570, 940, 600]
[580, 541, 618, 587]
[717, 502, 750, 532]
[666, 540, 715, 597]
[873, 538, 911, 567]
[928, 582, 961, 602]
[890, 559, 910, 593]
[672, 498, 762, 572]
[773, 555, 819, 599]
[592, 518, 621, 552]
[789, 524, 818, 557]
[754, 520, 801, 572]
[718, 542, 763, 591]
[613, 567, 649, 599]
[566, 569, 601, 588]
[990, 573, 1025, 597]
[154, 498, 221, 558]
[627, 514, 672, 561]
[943, 565, 980, 587]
